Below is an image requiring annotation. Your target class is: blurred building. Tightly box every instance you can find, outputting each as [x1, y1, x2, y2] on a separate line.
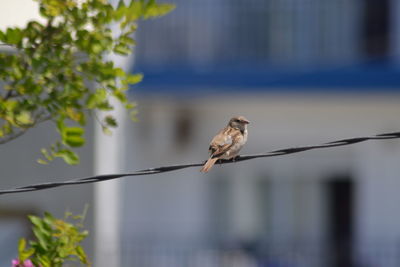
[120, 0, 400, 267]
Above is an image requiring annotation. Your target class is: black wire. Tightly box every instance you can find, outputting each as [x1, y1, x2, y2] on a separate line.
[0, 131, 399, 195]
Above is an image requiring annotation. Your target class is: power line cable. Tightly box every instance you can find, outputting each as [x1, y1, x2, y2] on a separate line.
[0, 131, 399, 196]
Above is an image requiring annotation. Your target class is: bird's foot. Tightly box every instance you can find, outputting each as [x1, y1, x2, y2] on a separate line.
[232, 155, 240, 162]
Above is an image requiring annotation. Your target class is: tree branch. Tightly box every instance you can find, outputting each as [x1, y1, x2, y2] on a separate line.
[0, 114, 52, 145]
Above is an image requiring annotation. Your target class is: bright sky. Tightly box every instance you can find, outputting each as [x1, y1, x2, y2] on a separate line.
[0, 0, 45, 31]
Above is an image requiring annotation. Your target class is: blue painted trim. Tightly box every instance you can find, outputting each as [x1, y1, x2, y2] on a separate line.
[130, 61, 400, 94]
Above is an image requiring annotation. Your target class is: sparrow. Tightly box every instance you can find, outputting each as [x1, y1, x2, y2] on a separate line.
[200, 116, 250, 172]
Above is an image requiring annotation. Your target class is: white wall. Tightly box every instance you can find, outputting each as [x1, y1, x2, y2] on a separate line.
[121, 92, 400, 265]
[0, 0, 44, 31]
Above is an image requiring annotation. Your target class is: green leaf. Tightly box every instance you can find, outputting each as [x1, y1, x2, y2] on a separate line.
[113, 90, 127, 102]
[18, 238, 26, 255]
[64, 127, 84, 137]
[37, 159, 49, 165]
[114, 43, 131, 55]
[114, 67, 125, 77]
[126, 1, 143, 22]
[87, 89, 107, 109]
[12, 64, 23, 80]
[102, 126, 112, 136]
[3, 100, 18, 111]
[62, 127, 85, 147]
[129, 110, 139, 122]
[0, 30, 5, 42]
[76, 245, 89, 264]
[104, 115, 117, 127]
[65, 135, 85, 147]
[19, 238, 35, 262]
[26, 21, 44, 33]
[114, 0, 127, 20]
[20, 248, 35, 262]
[43, 212, 55, 225]
[126, 73, 143, 84]
[32, 227, 48, 250]
[97, 100, 113, 110]
[29, 215, 44, 230]
[41, 148, 53, 161]
[54, 149, 79, 165]
[56, 117, 66, 132]
[15, 112, 33, 125]
[66, 108, 86, 125]
[36, 254, 51, 267]
[91, 42, 103, 54]
[5, 27, 23, 45]
[120, 34, 136, 46]
[143, 3, 175, 19]
[125, 102, 136, 109]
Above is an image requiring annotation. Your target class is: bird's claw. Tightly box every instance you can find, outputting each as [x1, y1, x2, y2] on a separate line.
[232, 155, 240, 162]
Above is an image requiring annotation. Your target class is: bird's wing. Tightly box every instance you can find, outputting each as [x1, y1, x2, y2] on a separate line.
[209, 127, 242, 158]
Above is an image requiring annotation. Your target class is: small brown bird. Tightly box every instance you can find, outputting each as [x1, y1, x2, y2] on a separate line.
[200, 116, 250, 172]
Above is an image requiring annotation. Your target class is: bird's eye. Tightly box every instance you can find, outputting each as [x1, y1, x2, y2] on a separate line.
[235, 119, 240, 122]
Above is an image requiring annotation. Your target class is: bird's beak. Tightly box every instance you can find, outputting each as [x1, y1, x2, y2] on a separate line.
[243, 119, 250, 124]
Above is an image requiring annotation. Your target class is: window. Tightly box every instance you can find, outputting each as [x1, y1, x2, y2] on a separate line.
[362, 0, 390, 58]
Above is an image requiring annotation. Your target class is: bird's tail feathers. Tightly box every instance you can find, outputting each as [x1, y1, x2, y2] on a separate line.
[200, 157, 219, 173]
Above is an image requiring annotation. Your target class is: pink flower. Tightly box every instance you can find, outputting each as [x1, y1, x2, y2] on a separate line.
[11, 259, 34, 267]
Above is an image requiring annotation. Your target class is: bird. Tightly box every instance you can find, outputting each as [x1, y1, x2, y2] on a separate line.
[200, 116, 250, 172]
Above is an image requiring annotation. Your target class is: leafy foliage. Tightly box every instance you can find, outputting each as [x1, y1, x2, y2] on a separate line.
[17, 210, 90, 267]
[0, 0, 174, 164]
